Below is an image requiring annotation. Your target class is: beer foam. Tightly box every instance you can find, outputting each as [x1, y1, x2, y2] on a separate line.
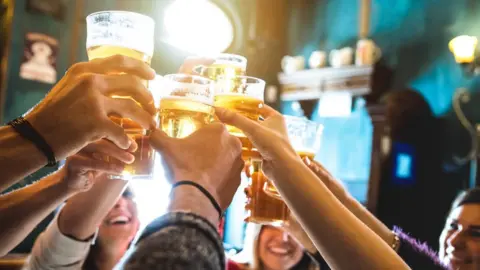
[160, 93, 214, 106]
[86, 11, 155, 57]
[213, 59, 247, 68]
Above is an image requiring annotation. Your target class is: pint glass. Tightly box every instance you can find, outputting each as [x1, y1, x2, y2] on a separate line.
[86, 11, 155, 180]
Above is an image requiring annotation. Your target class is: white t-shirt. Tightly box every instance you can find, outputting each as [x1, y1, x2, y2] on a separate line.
[23, 214, 95, 270]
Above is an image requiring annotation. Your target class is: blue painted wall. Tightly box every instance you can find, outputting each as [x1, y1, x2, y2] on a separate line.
[284, 0, 480, 201]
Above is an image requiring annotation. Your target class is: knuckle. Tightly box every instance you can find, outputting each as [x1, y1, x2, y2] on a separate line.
[81, 73, 101, 89]
[68, 62, 87, 75]
[112, 54, 129, 66]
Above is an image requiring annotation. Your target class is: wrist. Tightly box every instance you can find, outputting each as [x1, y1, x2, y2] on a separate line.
[53, 168, 80, 197]
[265, 152, 303, 179]
[25, 112, 65, 160]
[172, 172, 220, 205]
[169, 184, 219, 227]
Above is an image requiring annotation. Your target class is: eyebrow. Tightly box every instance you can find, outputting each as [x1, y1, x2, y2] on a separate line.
[448, 219, 480, 230]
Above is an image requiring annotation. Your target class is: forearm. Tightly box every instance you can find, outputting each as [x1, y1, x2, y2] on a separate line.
[168, 185, 219, 227]
[269, 156, 410, 270]
[0, 125, 47, 192]
[58, 176, 129, 240]
[0, 170, 74, 256]
[343, 194, 395, 247]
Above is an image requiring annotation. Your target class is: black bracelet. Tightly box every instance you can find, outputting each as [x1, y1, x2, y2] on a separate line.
[172, 180, 223, 219]
[8, 116, 57, 167]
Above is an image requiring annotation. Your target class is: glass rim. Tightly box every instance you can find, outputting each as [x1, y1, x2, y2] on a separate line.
[215, 53, 247, 65]
[86, 10, 155, 25]
[284, 115, 322, 127]
[218, 75, 265, 85]
[163, 73, 214, 84]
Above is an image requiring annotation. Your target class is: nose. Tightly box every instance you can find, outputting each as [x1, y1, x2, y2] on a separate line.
[114, 197, 128, 209]
[448, 230, 467, 249]
[282, 231, 290, 242]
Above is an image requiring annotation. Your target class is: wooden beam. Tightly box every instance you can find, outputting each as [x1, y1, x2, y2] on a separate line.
[359, 0, 371, 38]
[0, 0, 14, 123]
[69, 0, 84, 67]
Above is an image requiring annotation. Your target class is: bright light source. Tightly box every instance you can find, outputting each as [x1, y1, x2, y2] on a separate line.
[449, 35, 478, 63]
[164, 0, 234, 55]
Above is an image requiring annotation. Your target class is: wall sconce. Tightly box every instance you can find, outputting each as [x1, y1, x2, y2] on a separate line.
[449, 35, 479, 75]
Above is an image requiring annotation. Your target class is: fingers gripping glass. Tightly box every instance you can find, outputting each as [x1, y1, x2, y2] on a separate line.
[263, 116, 323, 199]
[86, 11, 156, 180]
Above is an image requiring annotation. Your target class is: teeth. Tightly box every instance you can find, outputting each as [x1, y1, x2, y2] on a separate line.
[110, 216, 129, 224]
[269, 247, 289, 255]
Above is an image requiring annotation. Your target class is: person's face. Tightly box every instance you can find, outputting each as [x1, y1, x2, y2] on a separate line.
[257, 226, 304, 270]
[98, 195, 139, 248]
[439, 204, 480, 270]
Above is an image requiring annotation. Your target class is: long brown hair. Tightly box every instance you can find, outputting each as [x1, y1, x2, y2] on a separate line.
[232, 224, 319, 270]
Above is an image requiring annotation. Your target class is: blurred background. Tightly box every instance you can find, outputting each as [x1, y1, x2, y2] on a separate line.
[1, 0, 480, 256]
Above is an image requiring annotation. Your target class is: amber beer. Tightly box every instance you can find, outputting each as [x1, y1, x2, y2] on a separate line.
[87, 45, 151, 64]
[107, 117, 154, 177]
[158, 74, 215, 138]
[87, 46, 154, 180]
[246, 161, 290, 226]
[195, 54, 247, 80]
[263, 151, 316, 200]
[159, 97, 215, 138]
[213, 76, 265, 160]
[86, 11, 155, 179]
[198, 62, 246, 80]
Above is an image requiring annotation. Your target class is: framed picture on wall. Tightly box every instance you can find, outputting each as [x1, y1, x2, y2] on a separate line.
[19, 32, 58, 84]
[26, 0, 66, 21]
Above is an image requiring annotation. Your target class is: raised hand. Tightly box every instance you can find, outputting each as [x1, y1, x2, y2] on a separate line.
[149, 123, 243, 210]
[215, 105, 297, 177]
[25, 54, 156, 161]
[61, 138, 137, 193]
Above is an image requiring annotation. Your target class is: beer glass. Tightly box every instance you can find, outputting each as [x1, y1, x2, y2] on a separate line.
[214, 75, 265, 160]
[158, 74, 215, 138]
[245, 116, 322, 226]
[86, 11, 155, 180]
[263, 116, 323, 199]
[193, 53, 247, 80]
[246, 160, 290, 226]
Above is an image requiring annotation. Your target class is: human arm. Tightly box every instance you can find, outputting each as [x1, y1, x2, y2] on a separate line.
[216, 106, 411, 270]
[122, 123, 244, 270]
[0, 139, 127, 256]
[304, 159, 395, 249]
[0, 55, 155, 192]
[0, 125, 54, 192]
[0, 170, 74, 256]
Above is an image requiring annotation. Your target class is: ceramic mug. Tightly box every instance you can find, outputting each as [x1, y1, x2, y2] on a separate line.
[355, 39, 382, 66]
[309, 51, 327, 69]
[281, 55, 305, 73]
[329, 47, 353, 67]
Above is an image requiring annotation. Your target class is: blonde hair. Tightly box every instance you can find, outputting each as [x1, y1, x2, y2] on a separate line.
[231, 223, 319, 270]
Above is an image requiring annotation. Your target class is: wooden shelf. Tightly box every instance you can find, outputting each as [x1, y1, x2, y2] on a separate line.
[278, 65, 374, 101]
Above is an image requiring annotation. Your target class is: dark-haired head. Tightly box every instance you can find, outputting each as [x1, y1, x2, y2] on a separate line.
[439, 188, 480, 270]
[82, 187, 139, 270]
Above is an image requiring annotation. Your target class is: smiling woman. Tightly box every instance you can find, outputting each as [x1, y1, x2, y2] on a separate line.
[163, 0, 235, 55]
[231, 223, 320, 270]
[439, 188, 480, 270]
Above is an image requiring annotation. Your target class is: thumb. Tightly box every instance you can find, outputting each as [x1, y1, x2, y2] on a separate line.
[215, 107, 262, 137]
[149, 129, 173, 151]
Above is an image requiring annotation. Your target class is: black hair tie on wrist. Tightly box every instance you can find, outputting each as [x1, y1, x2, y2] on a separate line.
[172, 180, 223, 219]
[8, 116, 57, 167]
